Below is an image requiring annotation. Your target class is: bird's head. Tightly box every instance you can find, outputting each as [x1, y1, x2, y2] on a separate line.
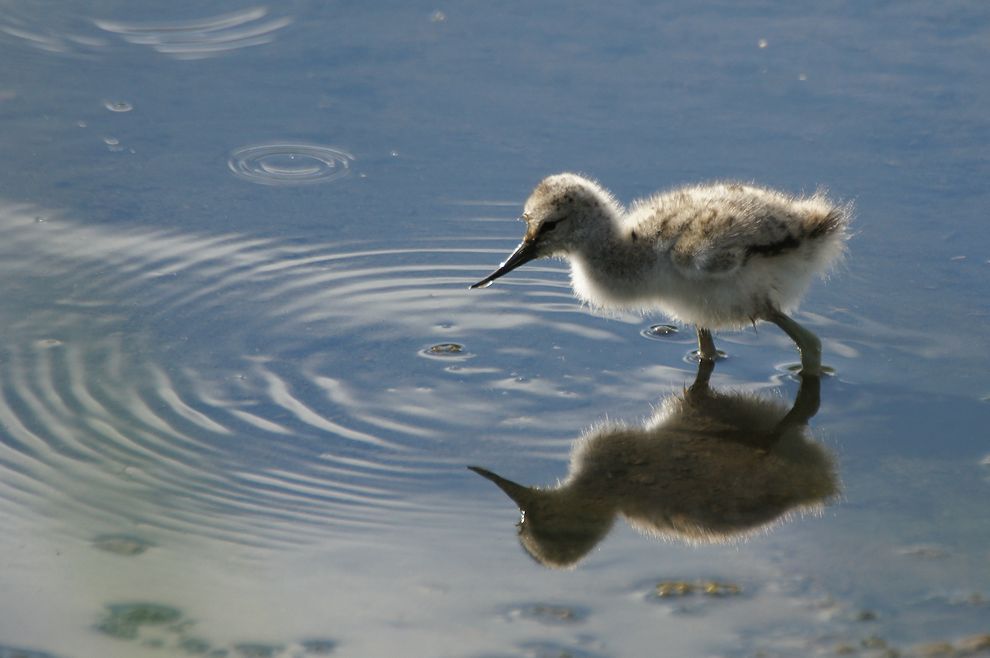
[470, 173, 620, 289]
[468, 465, 613, 568]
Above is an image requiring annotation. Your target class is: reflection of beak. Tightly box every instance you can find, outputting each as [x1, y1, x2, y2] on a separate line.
[469, 240, 540, 289]
[468, 466, 534, 509]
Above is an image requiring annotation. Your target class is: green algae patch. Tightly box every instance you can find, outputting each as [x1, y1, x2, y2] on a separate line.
[654, 579, 742, 598]
[92, 534, 153, 556]
[96, 602, 182, 639]
[233, 644, 284, 658]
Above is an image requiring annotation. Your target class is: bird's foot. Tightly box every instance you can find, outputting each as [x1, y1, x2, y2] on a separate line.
[695, 327, 720, 361]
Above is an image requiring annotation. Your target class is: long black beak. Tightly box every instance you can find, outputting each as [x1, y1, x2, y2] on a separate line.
[469, 240, 540, 289]
[467, 466, 534, 508]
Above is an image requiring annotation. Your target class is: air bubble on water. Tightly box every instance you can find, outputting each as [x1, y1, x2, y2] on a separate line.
[685, 349, 728, 363]
[641, 324, 679, 340]
[777, 363, 837, 379]
[103, 100, 133, 112]
[419, 343, 474, 361]
[429, 343, 461, 354]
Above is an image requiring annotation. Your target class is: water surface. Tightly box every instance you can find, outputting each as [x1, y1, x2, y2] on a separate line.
[1, 1, 988, 656]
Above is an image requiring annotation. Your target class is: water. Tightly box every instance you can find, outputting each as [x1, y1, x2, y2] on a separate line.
[1, 1, 988, 656]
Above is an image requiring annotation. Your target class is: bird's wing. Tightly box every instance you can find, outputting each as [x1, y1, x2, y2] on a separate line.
[666, 213, 798, 280]
[666, 230, 746, 279]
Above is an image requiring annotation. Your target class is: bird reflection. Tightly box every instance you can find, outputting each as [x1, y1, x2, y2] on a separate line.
[470, 360, 838, 568]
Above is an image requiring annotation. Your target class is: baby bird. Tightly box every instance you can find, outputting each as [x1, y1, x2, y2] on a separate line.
[471, 174, 850, 374]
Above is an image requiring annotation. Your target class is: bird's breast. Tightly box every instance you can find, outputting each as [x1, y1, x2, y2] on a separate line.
[568, 247, 669, 310]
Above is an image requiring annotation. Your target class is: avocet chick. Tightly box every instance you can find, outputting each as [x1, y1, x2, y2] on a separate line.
[471, 174, 851, 374]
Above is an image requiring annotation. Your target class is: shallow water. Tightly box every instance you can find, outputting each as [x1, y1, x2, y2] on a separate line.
[1, 1, 989, 656]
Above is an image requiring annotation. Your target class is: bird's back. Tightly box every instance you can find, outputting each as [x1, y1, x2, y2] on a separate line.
[628, 182, 850, 277]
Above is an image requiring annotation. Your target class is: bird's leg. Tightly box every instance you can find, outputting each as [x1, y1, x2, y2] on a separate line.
[687, 355, 715, 399]
[766, 310, 822, 376]
[696, 327, 718, 361]
[760, 371, 822, 449]
[780, 372, 821, 427]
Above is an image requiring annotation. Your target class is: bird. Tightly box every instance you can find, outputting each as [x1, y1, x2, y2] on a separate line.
[469, 359, 836, 568]
[470, 173, 851, 374]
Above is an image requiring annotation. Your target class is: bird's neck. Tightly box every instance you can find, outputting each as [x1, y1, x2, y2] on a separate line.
[565, 214, 661, 307]
[571, 218, 645, 278]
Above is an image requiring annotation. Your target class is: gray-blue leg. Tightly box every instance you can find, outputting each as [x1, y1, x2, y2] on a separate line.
[767, 310, 822, 376]
[687, 354, 716, 399]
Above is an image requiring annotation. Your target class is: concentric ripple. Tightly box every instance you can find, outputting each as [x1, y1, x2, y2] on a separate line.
[0, 1, 108, 56]
[0, 201, 645, 549]
[227, 144, 354, 186]
[0, 3, 294, 60]
[94, 6, 292, 60]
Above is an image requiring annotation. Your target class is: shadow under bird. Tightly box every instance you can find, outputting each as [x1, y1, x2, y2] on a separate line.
[471, 174, 851, 374]
[470, 360, 837, 569]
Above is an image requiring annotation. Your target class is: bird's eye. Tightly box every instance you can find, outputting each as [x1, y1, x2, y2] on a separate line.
[539, 220, 560, 234]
